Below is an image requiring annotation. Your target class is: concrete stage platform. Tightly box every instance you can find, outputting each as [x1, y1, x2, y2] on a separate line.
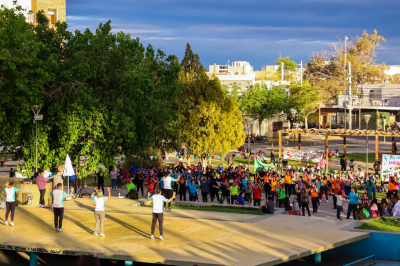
[0, 198, 369, 266]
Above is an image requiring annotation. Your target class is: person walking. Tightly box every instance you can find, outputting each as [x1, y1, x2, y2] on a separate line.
[9, 168, 15, 178]
[148, 189, 176, 240]
[346, 187, 359, 220]
[91, 187, 110, 236]
[51, 183, 74, 232]
[109, 167, 118, 190]
[4, 181, 26, 226]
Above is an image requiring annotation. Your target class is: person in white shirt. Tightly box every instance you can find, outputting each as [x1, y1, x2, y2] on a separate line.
[4, 181, 26, 226]
[392, 198, 400, 217]
[50, 183, 74, 232]
[160, 172, 181, 211]
[91, 187, 110, 236]
[147, 189, 176, 240]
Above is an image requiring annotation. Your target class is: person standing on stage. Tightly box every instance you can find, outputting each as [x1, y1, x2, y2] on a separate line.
[160, 172, 181, 211]
[148, 189, 176, 240]
[91, 187, 110, 236]
[51, 183, 74, 232]
[36, 172, 51, 207]
[4, 181, 26, 226]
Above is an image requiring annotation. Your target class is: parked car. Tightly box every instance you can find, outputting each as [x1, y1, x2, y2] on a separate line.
[301, 123, 320, 129]
[324, 124, 344, 129]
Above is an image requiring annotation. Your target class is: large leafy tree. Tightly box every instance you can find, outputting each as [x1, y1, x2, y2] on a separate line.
[304, 30, 387, 98]
[240, 84, 289, 135]
[174, 43, 245, 157]
[287, 86, 320, 128]
[0, 6, 181, 177]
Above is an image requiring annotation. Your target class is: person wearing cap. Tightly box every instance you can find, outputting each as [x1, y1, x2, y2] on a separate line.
[91, 187, 111, 236]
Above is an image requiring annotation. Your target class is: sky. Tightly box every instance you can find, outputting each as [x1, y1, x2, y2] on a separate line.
[66, 0, 400, 70]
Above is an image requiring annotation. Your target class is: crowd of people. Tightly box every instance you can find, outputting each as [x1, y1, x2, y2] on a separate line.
[3, 155, 400, 240]
[111, 159, 400, 221]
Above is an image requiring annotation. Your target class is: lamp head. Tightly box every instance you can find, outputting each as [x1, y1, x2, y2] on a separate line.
[364, 114, 371, 123]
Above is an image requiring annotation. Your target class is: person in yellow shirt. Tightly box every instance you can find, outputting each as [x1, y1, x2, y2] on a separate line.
[230, 182, 239, 205]
[270, 177, 278, 207]
[284, 171, 292, 197]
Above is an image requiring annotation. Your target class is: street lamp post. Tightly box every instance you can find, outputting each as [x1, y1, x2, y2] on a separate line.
[31, 106, 43, 174]
[244, 118, 254, 170]
[364, 114, 371, 175]
[290, 109, 297, 141]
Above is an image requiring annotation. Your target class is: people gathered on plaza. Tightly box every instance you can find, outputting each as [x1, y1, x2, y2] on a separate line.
[5, 150, 400, 240]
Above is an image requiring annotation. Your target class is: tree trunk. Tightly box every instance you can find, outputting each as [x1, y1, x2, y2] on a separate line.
[305, 115, 308, 129]
[258, 119, 262, 136]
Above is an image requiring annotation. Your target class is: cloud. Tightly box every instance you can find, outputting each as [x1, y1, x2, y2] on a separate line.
[65, 0, 400, 66]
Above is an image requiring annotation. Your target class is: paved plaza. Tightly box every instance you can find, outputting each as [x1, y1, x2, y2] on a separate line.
[0, 197, 369, 266]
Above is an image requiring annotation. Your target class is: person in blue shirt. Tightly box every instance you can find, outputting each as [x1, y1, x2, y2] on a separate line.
[235, 192, 250, 205]
[241, 176, 248, 191]
[70, 165, 78, 194]
[187, 180, 199, 202]
[346, 187, 359, 219]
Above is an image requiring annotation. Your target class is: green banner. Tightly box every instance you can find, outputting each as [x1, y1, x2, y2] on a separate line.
[254, 158, 275, 173]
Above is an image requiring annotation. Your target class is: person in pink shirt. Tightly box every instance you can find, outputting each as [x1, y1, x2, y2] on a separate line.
[36, 172, 51, 207]
[318, 158, 326, 170]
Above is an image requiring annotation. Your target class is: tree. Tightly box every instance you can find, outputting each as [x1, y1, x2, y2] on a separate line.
[304, 30, 387, 98]
[240, 84, 289, 135]
[1, 6, 181, 177]
[276, 56, 298, 82]
[174, 43, 245, 157]
[287, 86, 320, 128]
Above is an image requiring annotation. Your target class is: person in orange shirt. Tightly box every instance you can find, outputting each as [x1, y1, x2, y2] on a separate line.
[331, 176, 345, 209]
[270, 177, 278, 207]
[310, 184, 320, 212]
[388, 176, 399, 199]
[284, 171, 292, 197]
[263, 173, 271, 200]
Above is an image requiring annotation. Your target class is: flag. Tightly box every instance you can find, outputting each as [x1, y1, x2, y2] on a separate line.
[150, 156, 154, 160]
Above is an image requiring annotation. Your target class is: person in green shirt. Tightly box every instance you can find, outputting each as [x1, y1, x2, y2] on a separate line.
[126, 179, 136, 198]
[276, 184, 286, 208]
[230, 182, 239, 205]
[363, 178, 374, 199]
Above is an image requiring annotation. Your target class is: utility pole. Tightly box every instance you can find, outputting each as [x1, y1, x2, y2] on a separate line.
[281, 61, 284, 81]
[344, 36, 348, 130]
[349, 62, 352, 129]
[300, 60, 303, 86]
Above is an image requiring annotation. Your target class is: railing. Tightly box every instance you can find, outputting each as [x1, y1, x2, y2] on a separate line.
[343, 255, 376, 266]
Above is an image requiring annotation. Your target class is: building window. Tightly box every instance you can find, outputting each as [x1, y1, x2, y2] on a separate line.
[27, 12, 35, 24]
[48, 9, 57, 24]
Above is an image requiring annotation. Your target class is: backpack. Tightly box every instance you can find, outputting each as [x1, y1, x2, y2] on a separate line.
[128, 189, 139, 199]
[301, 192, 309, 203]
[363, 208, 370, 218]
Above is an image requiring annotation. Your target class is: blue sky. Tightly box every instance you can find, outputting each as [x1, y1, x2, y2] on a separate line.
[66, 0, 400, 70]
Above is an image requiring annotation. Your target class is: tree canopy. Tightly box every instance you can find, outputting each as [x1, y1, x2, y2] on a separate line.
[0, 6, 181, 177]
[304, 30, 387, 98]
[174, 44, 245, 156]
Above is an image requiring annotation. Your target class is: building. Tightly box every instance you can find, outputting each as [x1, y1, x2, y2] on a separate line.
[208, 61, 255, 88]
[317, 84, 400, 129]
[0, 0, 66, 24]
